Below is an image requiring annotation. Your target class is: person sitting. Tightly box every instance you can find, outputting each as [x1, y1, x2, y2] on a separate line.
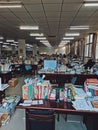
[84, 59, 95, 69]
[59, 58, 68, 72]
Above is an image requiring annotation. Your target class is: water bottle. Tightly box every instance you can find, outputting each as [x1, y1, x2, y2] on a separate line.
[56, 88, 60, 103]
[67, 88, 71, 102]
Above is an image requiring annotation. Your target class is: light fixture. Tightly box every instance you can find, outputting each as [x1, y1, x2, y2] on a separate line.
[63, 37, 74, 40]
[60, 40, 70, 44]
[65, 33, 80, 36]
[3, 42, 10, 45]
[30, 33, 44, 36]
[14, 41, 18, 43]
[40, 40, 48, 42]
[19, 26, 39, 30]
[84, 3, 98, 6]
[6, 39, 15, 42]
[0, 1, 22, 8]
[70, 25, 89, 30]
[35, 37, 46, 40]
[0, 36, 4, 39]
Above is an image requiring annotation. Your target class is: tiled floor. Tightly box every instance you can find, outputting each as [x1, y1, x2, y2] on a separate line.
[0, 75, 87, 130]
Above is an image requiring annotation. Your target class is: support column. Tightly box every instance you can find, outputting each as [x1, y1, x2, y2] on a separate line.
[0, 44, 1, 56]
[33, 44, 38, 56]
[12, 46, 16, 56]
[18, 39, 26, 58]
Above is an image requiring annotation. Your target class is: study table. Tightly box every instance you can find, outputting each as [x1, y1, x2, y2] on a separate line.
[16, 99, 98, 130]
[39, 72, 98, 86]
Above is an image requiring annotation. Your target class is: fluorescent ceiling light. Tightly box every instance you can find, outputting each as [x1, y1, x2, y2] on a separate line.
[70, 25, 89, 30]
[0, 1, 22, 8]
[11, 43, 16, 46]
[84, 3, 98, 6]
[2, 45, 9, 48]
[0, 4, 22, 8]
[14, 41, 18, 43]
[30, 33, 44, 36]
[3, 42, 10, 45]
[65, 33, 80, 36]
[35, 37, 46, 40]
[40, 40, 48, 42]
[20, 26, 39, 30]
[0, 36, 4, 39]
[0, 41, 3, 43]
[6, 39, 15, 42]
[63, 37, 74, 40]
[84, 0, 98, 2]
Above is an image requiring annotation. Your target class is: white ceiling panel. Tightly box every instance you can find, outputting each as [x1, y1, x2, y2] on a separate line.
[30, 12, 45, 18]
[42, 0, 63, 4]
[43, 4, 61, 12]
[64, 0, 83, 3]
[24, 4, 43, 12]
[62, 3, 82, 11]
[0, 0, 98, 47]
[22, 0, 42, 4]
[46, 12, 60, 18]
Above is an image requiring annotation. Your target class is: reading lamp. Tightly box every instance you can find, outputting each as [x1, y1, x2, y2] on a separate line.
[0, 0, 22, 8]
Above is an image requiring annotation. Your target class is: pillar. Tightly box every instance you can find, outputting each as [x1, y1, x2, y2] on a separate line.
[0, 44, 1, 56]
[18, 39, 26, 58]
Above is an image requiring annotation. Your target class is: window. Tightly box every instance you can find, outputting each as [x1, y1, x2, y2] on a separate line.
[85, 34, 94, 57]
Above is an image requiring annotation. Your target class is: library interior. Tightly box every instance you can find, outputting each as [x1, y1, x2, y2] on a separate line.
[0, 0, 98, 130]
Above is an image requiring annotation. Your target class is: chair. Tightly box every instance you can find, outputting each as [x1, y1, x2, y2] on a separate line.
[26, 109, 55, 130]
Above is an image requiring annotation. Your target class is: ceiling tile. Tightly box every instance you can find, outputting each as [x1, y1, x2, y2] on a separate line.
[42, 0, 63, 4]
[46, 12, 60, 18]
[62, 3, 82, 11]
[24, 4, 43, 11]
[43, 4, 61, 11]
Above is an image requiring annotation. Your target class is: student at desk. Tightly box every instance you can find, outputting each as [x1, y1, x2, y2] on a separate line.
[84, 58, 95, 70]
[59, 57, 68, 72]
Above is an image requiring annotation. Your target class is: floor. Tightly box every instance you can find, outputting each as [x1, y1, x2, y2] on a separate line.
[1, 75, 87, 130]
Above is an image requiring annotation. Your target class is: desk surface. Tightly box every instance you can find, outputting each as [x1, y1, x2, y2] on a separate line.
[16, 100, 98, 115]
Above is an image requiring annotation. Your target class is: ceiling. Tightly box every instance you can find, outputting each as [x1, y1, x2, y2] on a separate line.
[0, 0, 98, 48]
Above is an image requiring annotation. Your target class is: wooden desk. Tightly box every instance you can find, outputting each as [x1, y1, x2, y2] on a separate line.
[39, 72, 98, 86]
[16, 100, 98, 130]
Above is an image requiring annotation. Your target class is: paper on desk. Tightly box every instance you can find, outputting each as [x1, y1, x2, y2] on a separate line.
[72, 99, 93, 111]
[74, 87, 86, 100]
